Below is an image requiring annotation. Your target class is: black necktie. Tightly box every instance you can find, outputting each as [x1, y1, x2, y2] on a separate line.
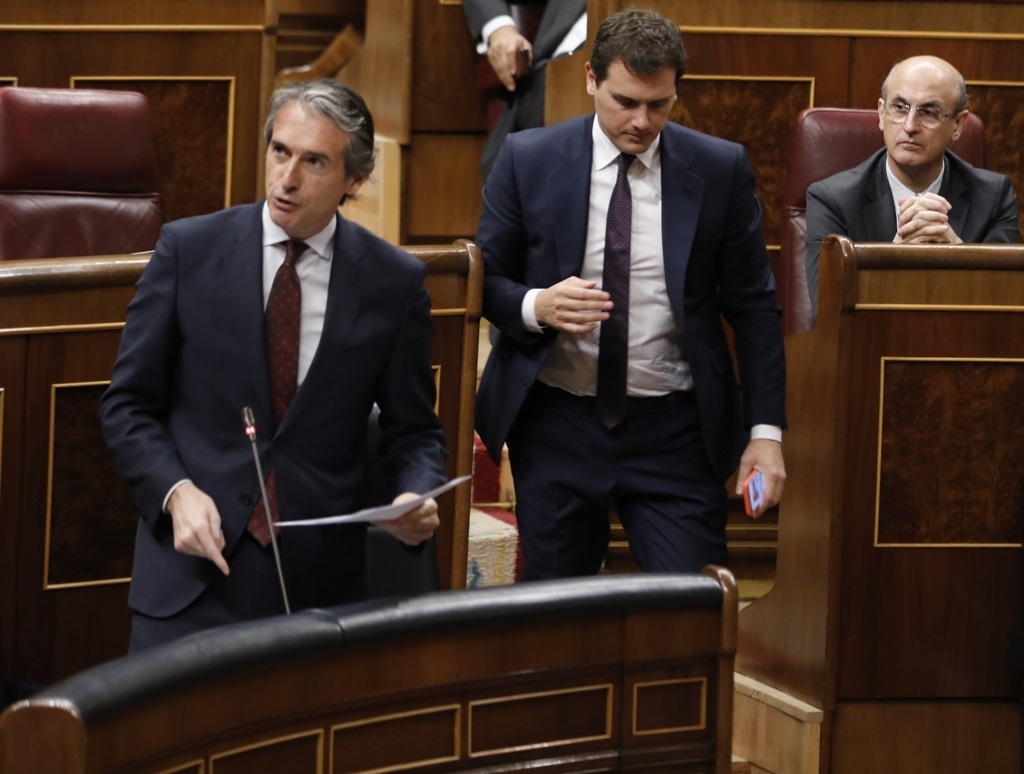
[248, 239, 307, 546]
[596, 153, 634, 429]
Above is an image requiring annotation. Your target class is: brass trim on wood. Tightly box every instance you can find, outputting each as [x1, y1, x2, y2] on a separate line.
[874, 356, 1024, 549]
[430, 308, 468, 316]
[468, 684, 614, 757]
[44, 381, 131, 591]
[330, 704, 461, 774]
[632, 677, 708, 736]
[678, 26, 1024, 42]
[70, 75, 237, 208]
[0, 323, 126, 337]
[856, 304, 1024, 313]
[682, 73, 816, 107]
[0, 25, 265, 32]
[156, 759, 205, 774]
[209, 729, 324, 772]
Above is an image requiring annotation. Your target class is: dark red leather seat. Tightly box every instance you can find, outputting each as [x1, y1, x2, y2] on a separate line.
[0, 87, 161, 260]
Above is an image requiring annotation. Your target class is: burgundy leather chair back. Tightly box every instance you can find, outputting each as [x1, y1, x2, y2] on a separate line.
[0, 87, 161, 261]
[779, 107, 986, 334]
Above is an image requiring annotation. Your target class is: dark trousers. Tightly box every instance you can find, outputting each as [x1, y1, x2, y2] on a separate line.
[507, 383, 728, 580]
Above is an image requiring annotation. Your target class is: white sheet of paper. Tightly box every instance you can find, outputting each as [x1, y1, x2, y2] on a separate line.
[278, 474, 472, 527]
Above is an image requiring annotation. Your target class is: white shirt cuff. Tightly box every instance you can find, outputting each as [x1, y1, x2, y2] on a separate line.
[522, 288, 544, 332]
[477, 15, 517, 54]
[163, 479, 191, 513]
[750, 424, 783, 444]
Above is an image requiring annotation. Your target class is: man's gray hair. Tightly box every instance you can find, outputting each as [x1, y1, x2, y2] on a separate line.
[264, 79, 375, 180]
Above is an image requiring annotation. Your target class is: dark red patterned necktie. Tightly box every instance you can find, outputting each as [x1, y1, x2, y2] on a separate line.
[596, 153, 634, 429]
[247, 239, 308, 546]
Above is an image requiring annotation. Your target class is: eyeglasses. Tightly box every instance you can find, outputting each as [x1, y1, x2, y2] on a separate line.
[883, 99, 958, 130]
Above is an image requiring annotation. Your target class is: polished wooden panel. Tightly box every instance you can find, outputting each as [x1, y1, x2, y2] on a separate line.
[407, 133, 487, 242]
[737, 236, 1024, 770]
[0, 241, 479, 686]
[831, 702, 1019, 773]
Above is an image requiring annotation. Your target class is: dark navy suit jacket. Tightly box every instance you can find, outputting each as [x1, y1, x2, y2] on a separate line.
[474, 115, 786, 482]
[101, 202, 447, 618]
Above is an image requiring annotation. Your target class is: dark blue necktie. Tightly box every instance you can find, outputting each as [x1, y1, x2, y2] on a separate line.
[596, 153, 634, 429]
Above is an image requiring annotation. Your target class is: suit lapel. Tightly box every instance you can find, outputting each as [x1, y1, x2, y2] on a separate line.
[941, 155, 970, 237]
[549, 116, 594, 280]
[281, 212, 367, 429]
[224, 204, 274, 426]
[864, 157, 898, 240]
[659, 127, 703, 322]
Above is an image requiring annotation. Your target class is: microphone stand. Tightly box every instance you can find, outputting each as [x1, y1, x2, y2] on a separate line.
[242, 407, 292, 614]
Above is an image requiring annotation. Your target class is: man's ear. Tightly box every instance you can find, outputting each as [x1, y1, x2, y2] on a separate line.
[950, 110, 969, 143]
[344, 174, 368, 200]
[585, 62, 597, 96]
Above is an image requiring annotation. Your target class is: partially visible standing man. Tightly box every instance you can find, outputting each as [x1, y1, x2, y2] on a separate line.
[463, 0, 587, 180]
[805, 55, 1020, 315]
[101, 79, 447, 651]
[475, 9, 786, 580]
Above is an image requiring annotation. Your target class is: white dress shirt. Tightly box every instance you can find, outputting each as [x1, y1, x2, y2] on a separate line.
[523, 121, 782, 443]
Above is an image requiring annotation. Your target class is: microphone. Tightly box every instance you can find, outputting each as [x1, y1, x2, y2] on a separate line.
[242, 406, 291, 614]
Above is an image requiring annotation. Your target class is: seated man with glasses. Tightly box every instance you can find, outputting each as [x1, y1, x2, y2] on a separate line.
[805, 55, 1020, 316]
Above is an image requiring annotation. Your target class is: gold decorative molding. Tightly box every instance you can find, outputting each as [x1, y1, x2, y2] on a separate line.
[44, 381, 132, 591]
[874, 356, 1024, 549]
[857, 304, 1024, 312]
[155, 760, 204, 774]
[468, 684, 613, 757]
[0, 25, 265, 32]
[679, 26, 1024, 42]
[632, 677, 708, 736]
[330, 704, 460, 773]
[0, 323, 126, 337]
[209, 728, 323, 771]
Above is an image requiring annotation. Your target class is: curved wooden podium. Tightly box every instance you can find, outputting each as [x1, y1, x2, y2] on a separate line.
[0, 570, 738, 773]
[738, 235, 1023, 772]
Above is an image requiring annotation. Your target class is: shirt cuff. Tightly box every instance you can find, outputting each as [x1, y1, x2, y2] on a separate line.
[163, 479, 191, 513]
[522, 288, 544, 332]
[750, 424, 783, 444]
[477, 15, 517, 54]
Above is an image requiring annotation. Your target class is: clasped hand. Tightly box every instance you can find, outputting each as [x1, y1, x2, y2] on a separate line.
[894, 193, 962, 244]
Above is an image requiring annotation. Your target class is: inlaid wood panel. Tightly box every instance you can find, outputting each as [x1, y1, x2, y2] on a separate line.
[210, 731, 322, 774]
[46, 382, 135, 587]
[331, 706, 460, 772]
[74, 77, 234, 223]
[877, 358, 1024, 546]
[674, 76, 813, 245]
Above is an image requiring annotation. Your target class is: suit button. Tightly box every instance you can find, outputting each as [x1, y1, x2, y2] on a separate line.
[240, 493, 254, 507]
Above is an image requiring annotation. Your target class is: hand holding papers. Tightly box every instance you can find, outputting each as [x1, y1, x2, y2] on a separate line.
[279, 475, 472, 527]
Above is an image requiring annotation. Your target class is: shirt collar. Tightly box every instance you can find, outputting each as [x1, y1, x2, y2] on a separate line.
[261, 201, 336, 261]
[885, 155, 945, 199]
[591, 118, 661, 175]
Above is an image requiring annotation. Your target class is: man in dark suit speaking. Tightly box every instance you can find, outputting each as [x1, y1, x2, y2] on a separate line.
[805, 55, 1020, 315]
[474, 9, 787, 580]
[101, 79, 447, 651]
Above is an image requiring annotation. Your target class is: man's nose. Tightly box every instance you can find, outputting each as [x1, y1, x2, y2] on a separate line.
[279, 159, 301, 189]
